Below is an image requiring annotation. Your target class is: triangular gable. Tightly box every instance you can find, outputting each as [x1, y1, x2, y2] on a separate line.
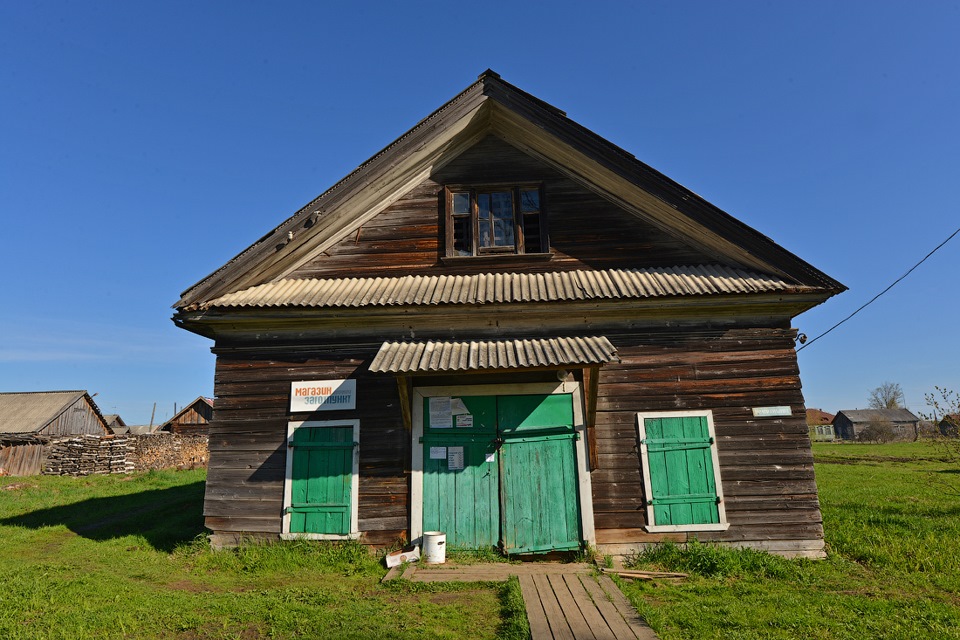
[159, 396, 213, 431]
[175, 70, 843, 309]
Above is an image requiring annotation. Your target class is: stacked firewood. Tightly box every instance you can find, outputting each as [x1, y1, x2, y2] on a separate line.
[43, 435, 134, 476]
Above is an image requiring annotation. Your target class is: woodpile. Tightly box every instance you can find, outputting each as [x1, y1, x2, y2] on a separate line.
[130, 434, 208, 471]
[43, 435, 134, 476]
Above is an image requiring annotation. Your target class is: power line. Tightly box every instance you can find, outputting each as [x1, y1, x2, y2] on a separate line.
[798, 225, 960, 352]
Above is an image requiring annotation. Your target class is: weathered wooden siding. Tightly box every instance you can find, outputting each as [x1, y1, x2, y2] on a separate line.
[205, 326, 822, 553]
[0, 443, 45, 476]
[289, 136, 715, 280]
[168, 402, 213, 435]
[590, 326, 823, 552]
[206, 347, 408, 546]
[38, 397, 107, 437]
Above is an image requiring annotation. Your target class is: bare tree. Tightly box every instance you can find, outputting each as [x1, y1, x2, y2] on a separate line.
[920, 386, 960, 495]
[868, 382, 905, 410]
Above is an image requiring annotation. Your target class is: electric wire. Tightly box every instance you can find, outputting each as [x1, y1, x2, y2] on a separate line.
[798, 225, 960, 351]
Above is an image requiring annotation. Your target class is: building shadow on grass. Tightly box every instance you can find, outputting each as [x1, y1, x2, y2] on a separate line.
[0, 481, 207, 552]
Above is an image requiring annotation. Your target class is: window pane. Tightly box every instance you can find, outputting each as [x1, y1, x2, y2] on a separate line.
[490, 191, 514, 247]
[452, 192, 470, 214]
[520, 189, 540, 213]
[523, 213, 542, 253]
[453, 216, 472, 256]
[478, 194, 490, 220]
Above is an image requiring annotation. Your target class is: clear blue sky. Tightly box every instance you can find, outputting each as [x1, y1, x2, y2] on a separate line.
[2, 1, 957, 424]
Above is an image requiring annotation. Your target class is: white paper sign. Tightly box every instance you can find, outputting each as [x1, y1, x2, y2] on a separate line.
[429, 397, 453, 428]
[447, 446, 464, 470]
[455, 414, 474, 428]
[450, 398, 470, 415]
[290, 379, 356, 412]
[485, 452, 496, 464]
[429, 446, 447, 460]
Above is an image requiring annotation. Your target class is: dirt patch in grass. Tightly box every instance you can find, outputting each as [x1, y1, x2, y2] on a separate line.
[2, 482, 37, 491]
[166, 579, 218, 593]
[177, 624, 265, 640]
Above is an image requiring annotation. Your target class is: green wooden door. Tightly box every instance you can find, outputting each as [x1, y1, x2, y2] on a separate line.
[498, 394, 581, 554]
[288, 426, 354, 534]
[421, 393, 581, 554]
[642, 415, 720, 526]
[422, 396, 500, 548]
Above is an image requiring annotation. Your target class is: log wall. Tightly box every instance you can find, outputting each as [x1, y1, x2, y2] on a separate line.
[588, 327, 823, 556]
[206, 347, 408, 547]
[204, 325, 823, 555]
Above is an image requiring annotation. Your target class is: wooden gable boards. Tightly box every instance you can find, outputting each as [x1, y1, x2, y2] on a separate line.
[175, 71, 844, 311]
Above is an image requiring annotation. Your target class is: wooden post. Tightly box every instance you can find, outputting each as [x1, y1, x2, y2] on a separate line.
[396, 376, 413, 431]
[583, 366, 600, 470]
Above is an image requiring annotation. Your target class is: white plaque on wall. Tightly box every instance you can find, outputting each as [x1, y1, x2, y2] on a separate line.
[290, 379, 357, 412]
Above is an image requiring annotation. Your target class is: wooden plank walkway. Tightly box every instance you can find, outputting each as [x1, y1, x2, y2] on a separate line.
[404, 563, 658, 639]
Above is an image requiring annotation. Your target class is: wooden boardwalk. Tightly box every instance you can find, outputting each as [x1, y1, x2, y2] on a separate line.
[397, 563, 658, 639]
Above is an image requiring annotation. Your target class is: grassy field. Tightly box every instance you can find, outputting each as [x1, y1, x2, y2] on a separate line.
[0, 470, 525, 640]
[3, 442, 957, 639]
[621, 440, 960, 639]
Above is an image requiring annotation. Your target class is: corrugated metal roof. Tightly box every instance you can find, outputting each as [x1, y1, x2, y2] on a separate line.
[198, 265, 805, 311]
[837, 409, 920, 423]
[0, 391, 86, 434]
[369, 336, 620, 373]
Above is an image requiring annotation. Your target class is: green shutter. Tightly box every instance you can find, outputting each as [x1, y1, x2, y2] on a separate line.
[289, 426, 354, 535]
[643, 416, 720, 526]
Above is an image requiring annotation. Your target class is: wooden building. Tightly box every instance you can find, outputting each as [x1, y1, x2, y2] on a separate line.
[806, 409, 836, 442]
[174, 71, 845, 558]
[834, 409, 920, 442]
[159, 397, 214, 435]
[104, 414, 127, 434]
[0, 390, 110, 476]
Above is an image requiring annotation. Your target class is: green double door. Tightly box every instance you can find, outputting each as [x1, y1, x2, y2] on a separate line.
[422, 393, 582, 554]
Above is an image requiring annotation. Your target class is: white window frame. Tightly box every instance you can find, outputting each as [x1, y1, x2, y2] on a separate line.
[281, 418, 361, 540]
[636, 410, 729, 533]
[410, 381, 595, 547]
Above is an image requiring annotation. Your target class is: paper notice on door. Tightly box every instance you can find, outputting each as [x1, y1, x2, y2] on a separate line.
[429, 397, 452, 428]
[485, 452, 496, 464]
[454, 414, 474, 428]
[429, 446, 447, 460]
[450, 398, 469, 415]
[447, 446, 465, 470]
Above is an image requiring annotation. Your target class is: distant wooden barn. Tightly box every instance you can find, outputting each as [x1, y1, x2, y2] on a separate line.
[159, 397, 213, 435]
[103, 414, 127, 434]
[834, 409, 920, 441]
[174, 71, 845, 558]
[0, 390, 110, 475]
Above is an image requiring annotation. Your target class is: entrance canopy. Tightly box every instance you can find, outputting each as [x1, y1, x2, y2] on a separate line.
[369, 337, 619, 374]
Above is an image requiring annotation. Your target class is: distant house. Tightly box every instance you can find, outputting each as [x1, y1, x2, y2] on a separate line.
[103, 414, 127, 434]
[0, 390, 110, 476]
[158, 397, 213, 435]
[940, 414, 960, 438]
[806, 409, 836, 441]
[834, 409, 920, 442]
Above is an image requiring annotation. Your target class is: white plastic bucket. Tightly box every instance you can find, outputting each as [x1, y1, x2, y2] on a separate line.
[422, 531, 446, 564]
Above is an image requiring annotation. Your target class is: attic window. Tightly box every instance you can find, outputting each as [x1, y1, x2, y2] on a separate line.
[445, 185, 548, 257]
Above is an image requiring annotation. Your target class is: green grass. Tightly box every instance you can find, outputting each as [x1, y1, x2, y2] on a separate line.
[619, 441, 960, 639]
[0, 471, 516, 639]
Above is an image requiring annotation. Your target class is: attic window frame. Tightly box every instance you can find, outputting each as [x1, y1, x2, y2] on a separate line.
[443, 183, 549, 258]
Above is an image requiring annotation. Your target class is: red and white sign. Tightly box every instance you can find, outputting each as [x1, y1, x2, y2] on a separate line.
[290, 379, 357, 412]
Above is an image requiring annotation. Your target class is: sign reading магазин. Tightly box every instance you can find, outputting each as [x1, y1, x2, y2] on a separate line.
[290, 379, 357, 412]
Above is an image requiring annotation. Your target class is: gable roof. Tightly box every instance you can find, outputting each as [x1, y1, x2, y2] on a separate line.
[836, 409, 920, 424]
[175, 70, 844, 310]
[158, 396, 213, 431]
[0, 390, 106, 434]
[805, 409, 835, 426]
